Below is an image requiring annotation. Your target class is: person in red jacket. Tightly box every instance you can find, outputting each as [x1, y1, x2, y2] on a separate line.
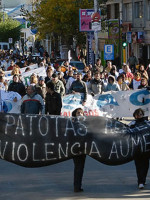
[7, 60, 15, 71]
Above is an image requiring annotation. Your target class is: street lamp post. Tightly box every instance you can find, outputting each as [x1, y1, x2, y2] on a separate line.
[94, 0, 99, 61]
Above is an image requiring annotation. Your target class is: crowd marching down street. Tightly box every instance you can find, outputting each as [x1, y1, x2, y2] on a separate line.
[0, 48, 150, 116]
[1, 48, 150, 192]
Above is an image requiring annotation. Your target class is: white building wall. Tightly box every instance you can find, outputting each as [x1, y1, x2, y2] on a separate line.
[2, 0, 32, 8]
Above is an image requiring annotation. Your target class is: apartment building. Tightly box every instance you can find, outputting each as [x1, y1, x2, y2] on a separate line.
[106, 0, 150, 66]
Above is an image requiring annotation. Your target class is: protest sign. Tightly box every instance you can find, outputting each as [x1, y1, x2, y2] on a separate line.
[2, 88, 150, 117]
[4, 64, 38, 77]
[62, 89, 150, 117]
[4, 66, 46, 86]
[0, 113, 150, 168]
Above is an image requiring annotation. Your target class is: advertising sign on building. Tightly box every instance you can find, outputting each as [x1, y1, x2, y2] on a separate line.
[138, 32, 144, 43]
[108, 19, 119, 39]
[79, 9, 94, 32]
[127, 32, 132, 43]
[91, 11, 101, 31]
[87, 32, 94, 65]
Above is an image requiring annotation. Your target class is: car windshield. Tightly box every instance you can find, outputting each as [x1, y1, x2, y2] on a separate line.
[70, 62, 84, 70]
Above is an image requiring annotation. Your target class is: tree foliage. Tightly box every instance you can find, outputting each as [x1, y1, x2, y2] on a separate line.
[0, 13, 21, 43]
[28, 0, 94, 47]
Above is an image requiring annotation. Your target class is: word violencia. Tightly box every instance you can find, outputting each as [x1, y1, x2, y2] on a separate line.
[0, 113, 150, 167]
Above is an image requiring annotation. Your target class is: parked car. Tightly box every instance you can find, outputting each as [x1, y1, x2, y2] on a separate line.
[53, 59, 85, 72]
[0, 42, 10, 50]
[69, 61, 85, 72]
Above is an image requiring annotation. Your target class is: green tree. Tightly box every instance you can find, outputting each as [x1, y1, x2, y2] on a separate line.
[27, 0, 107, 58]
[29, 0, 94, 47]
[0, 12, 21, 43]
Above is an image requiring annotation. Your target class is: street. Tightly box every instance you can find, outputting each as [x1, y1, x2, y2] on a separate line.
[0, 155, 150, 200]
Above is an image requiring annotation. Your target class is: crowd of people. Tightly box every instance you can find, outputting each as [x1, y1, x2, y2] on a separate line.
[0, 50, 150, 110]
[0, 49, 150, 191]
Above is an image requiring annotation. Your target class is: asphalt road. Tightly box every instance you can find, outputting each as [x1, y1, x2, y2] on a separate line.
[0, 118, 150, 200]
[0, 155, 150, 200]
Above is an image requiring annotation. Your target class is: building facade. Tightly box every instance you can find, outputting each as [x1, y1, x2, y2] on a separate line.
[105, 0, 150, 66]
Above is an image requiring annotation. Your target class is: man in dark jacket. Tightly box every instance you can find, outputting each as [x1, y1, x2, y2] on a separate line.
[69, 72, 87, 106]
[8, 74, 26, 97]
[45, 81, 62, 115]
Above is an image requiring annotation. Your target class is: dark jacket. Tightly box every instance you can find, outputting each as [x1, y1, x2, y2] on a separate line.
[45, 91, 62, 115]
[69, 80, 88, 102]
[21, 92, 45, 114]
[8, 81, 26, 97]
[45, 76, 52, 84]
[88, 78, 104, 95]
[129, 117, 148, 128]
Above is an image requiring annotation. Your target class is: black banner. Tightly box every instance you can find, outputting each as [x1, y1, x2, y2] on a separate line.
[0, 113, 150, 168]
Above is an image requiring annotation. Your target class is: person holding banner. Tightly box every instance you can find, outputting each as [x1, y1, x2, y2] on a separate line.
[129, 108, 149, 189]
[45, 81, 62, 115]
[72, 108, 86, 192]
[21, 85, 45, 114]
[69, 72, 87, 106]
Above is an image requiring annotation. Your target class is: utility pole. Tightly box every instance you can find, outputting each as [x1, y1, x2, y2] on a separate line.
[94, 0, 99, 61]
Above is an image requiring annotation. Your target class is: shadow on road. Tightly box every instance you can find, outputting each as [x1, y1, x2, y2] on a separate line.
[0, 157, 150, 200]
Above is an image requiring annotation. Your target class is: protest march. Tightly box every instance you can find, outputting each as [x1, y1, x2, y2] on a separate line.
[1, 50, 150, 192]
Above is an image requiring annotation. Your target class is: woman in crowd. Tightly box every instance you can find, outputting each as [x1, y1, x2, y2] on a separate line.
[124, 64, 134, 84]
[104, 75, 120, 92]
[105, 61, 112, 74]
[109, 65, 119, 80]
[129, 72, 141, 90]
[138, 64, 149, 80]
[30, 73, 38, 86]
[138, 76, 149, 89]
[117, 74, 130, 91]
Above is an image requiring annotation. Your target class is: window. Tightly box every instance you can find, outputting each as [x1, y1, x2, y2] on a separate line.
[124, 3, 132, 21]
[135, 1, 143, 19]
[115, 3, 119, 19]
[148, 0, 150, 20]
[107, 5, 111, 19]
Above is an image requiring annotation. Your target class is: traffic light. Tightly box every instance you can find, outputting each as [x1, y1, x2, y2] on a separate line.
[122, 42, 127, 47]
[122, 33, 127, 48]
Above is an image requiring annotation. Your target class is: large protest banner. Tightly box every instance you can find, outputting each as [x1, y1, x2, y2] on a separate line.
[0, 112, 150, 168]
[4, 64, 38, 77]
[4, 66, 46, 86]
[0, 90, 21, 112]
[1, 88, 150, 117]
[62, 88, 150, 117]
